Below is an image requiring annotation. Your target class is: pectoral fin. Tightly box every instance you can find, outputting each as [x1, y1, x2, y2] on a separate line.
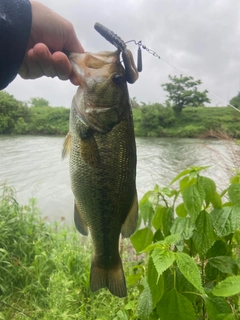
[74, 201, 88, 236]
[62, 132, 71, 160]
[121, 191, 138, 238]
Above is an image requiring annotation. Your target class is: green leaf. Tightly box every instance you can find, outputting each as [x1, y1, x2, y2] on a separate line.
[150, 187, 160, 203]
[176, 203, 188, 218]
[212, 275, 240, 297]
[143, 233, 180, 254]
[164, 233, 181, 245]
[170, 217, 194, 240]
[179, 176, 196, 191]
[161, 187, 177, 197]
[170, 168, 191, 184]
[230, 173, 240, 184]
[211, 192, 222, 209]
[147, 257, 164, 308]
[228, 183, 240, 206]
[198, 176, 216, 207]
[130, 227, 153, 252]
[205, 296, 233, 320]
[192, 210, 217, 257]
[124, 300, 136, 311]
[210, 206, 240, 237]
[206, 240, 228, 258]
[205, 262, 220, 281]
[153, 229, 164, 242]
[156, 289, 196, 320]
[152, 205, 166, 230]
[176, 269, 198, 305]
[114, 310, 128, 320]
[182, 182, 205, 222]
[233, 229, 240, 245]
[137, 278, 153, 319]
[208, 256, 238, 275]
[151, 248, 175, 279]
[126, 273, 143, 287]
[176, 252, 204, 294]
[162, 207, 174, 237]
[170, 166, 210, 185]
[139, 197, 154, 226]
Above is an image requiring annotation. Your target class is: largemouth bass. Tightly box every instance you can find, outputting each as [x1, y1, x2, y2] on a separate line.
[62, 46, 139, 297]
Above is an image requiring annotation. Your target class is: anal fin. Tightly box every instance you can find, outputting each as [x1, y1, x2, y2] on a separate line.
[121, 191, 138, 238]
[74, 201, 88, 236]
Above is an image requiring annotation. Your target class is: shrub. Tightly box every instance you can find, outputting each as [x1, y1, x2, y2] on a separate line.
[130, 166, 240, 319]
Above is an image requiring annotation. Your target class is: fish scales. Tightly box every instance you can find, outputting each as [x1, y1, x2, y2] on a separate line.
[63, 49, 139, 297]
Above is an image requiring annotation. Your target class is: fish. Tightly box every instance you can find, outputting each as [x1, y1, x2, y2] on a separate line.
[62, 47, 139, 297]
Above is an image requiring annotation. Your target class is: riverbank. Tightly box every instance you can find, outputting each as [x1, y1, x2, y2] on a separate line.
[0, 186, 139, 319]
[1, 91, 240, 138]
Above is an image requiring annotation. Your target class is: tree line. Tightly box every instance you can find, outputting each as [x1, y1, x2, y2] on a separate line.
[0, 93, 69, 135]
[0, 74, 240, 137]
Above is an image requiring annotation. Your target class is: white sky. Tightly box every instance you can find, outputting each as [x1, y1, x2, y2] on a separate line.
[5, 0, 240, 108]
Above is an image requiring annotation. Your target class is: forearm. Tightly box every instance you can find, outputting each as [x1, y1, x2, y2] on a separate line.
[0, 0, 32, 90]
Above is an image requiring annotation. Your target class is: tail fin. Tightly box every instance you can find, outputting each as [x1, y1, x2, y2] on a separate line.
[90, 258, 127, 298]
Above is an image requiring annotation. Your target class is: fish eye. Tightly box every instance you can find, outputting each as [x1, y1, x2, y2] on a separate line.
[112, 74, 124, 85]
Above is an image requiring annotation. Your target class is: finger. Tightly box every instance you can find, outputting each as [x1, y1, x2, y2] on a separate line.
[70, 73, 81, 86]
[52, 52, 72, 80]
[33, 43, 56, 78]
[18, 48, 44, 79]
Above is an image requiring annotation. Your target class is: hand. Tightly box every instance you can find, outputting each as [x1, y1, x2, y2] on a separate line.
[18, 0, 84, 85]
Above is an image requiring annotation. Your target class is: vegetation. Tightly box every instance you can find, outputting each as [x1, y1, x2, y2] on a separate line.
[133, 103, 240, 138]
[0, 186, 139, 319]
[0, 87, 240, 138]
[130, 166, 240, 319]
[230, 92, 240, 109]
[1, 164, 240, 319]
[162, 75, 211, 115]
[0, 92, 69, 135]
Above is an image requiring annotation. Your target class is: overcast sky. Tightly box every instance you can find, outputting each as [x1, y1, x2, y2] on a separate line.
[5, 0, 240, 108]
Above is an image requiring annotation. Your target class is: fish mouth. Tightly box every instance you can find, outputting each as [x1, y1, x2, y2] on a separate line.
[69, 51, 121, 87]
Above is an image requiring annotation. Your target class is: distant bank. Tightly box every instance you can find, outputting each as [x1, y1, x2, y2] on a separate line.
[1, 89, 240, 138]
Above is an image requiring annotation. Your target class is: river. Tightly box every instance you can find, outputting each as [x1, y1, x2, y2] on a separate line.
[0, 135, 239, 224]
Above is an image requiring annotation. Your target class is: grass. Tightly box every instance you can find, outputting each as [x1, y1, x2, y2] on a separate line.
[168, 107, 240, 138]
[133, 105, 240, 138]
[0, 186, 139, 320]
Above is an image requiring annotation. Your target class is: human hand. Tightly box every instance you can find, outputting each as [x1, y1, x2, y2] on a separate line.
[18, 0, 84, 85]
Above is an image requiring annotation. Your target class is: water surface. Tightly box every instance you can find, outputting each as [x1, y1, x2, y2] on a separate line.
[0, 135, 238, 224]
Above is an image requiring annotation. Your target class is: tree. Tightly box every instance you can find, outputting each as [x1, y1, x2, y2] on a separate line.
[230, 92, 240, 109]
[0, 91, 30, 133]
[29, 97, 49, 108]
[162, 75, 211, 115]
